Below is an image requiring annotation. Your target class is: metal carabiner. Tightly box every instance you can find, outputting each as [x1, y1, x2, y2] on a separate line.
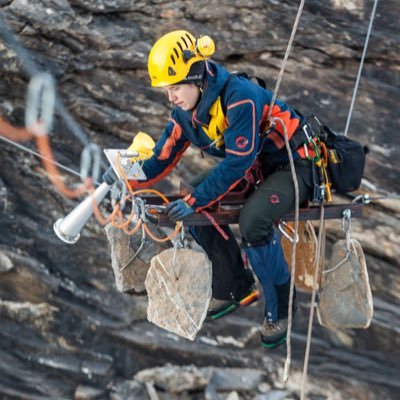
[25, 72, 56, 134]
[278, 221, 299, 244]
[80, 143, 102, 183]
[110, 179, 128, 211]
[351, 194, 370, 205]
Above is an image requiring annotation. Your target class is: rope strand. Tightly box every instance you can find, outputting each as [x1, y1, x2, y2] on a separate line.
[300, 205, 325, 400]
[343, 0, 379, 136]
[272, 117, 299, 383]
[266, 0, 306, 121]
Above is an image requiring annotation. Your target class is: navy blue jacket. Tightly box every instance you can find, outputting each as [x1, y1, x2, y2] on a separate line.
[133, 62, 304, 211]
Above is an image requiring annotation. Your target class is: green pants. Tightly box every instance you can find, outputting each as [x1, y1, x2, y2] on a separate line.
[189, 160, 312, 299]
[239, 162, 311, 243]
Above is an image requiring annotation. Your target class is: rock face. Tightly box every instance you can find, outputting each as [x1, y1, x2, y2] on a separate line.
[0, 1, 399, 399]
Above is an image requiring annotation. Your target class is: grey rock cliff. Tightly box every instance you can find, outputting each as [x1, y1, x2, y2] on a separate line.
[0, 1, 399, 399]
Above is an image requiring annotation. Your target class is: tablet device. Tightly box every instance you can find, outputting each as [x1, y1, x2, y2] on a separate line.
[103, 149, 147, 181]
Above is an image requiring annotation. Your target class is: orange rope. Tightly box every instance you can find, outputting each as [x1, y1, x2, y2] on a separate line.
[1, 117, 93, 198]
[122, 218, 143, 236]
[91, 194, 120, 225]
[34, 134, 93, 198]
[114, 163, 181, 241]
[143, 221, 181, 243]
[112, 208, 136, 229]
[2, 114, 181, 242]
[116, 153, 134, 193]
[131, 188, 170, 204]
[0, 117, 33, 141]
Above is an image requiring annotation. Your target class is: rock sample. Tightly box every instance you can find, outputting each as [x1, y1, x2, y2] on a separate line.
[105, 223, 172, 295]
[318, 238, 373, 329]
[145, 248, 212, 340]
[281, 221, 319, 292]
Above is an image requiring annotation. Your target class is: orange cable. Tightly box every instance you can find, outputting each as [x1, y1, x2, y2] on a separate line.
[122, 218, 143, 236]
[143, 221, 181, 243]
[34, 134, 93, 198]
[111, 207, 136, 229]
[131, 188, 170, 204]
[0, 117, 33, 141]
[91, 194, 120, 225]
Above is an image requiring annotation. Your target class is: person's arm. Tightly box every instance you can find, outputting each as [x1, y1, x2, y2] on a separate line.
[186, 96, 260, 211]
[129, 116, 190, 189]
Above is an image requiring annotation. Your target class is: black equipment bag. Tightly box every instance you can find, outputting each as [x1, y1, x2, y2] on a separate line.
[323, 126, 368, 193]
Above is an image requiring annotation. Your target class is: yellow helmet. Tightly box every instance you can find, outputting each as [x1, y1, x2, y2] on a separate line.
[148, 30, 215, 87]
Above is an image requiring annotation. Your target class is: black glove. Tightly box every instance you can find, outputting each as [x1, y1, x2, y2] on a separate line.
[102, 166, 118, 185]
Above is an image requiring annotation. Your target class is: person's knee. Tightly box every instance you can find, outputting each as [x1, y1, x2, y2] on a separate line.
[239, 212, 274, 244]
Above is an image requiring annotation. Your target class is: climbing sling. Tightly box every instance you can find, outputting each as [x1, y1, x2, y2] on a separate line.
[317, 238, 373, 329]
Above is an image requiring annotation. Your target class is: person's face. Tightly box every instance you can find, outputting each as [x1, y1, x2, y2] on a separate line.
[164, 84, 200, 111]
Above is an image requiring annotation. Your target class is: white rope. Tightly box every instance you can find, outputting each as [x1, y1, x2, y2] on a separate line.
[262, 0, 306, 382]
[343, 0, 380, 136]
[267, 0, 306, 121]
[0, 13, 93, 147]
[300, 205, 325, 400]
[271, 116, 299, 383]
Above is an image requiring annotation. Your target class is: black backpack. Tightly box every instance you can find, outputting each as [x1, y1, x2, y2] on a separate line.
[321, 125, 368, 194]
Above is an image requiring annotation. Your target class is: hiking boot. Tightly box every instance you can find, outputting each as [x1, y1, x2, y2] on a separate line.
[207, 286, 260, 320]
[260, 318, 288, 349]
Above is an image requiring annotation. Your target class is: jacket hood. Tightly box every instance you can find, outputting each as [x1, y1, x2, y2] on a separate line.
[193, 61, 230, 126]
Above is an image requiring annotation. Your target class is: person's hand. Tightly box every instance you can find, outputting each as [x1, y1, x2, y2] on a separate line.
[102, 166, 118, 185]
[166, 199, 195, 222]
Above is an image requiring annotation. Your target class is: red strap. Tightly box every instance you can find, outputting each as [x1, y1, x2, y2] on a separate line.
[201, 210, 229, 241]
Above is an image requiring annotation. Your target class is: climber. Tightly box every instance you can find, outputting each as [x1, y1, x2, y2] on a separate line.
[102, 30, 315, 348]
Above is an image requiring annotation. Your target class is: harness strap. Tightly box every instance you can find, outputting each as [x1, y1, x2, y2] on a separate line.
[201, 210, 229, 240]
[289, 120, 314, 151]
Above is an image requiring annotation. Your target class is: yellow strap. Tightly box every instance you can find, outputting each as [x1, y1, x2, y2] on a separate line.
[202, 97, 227, 148]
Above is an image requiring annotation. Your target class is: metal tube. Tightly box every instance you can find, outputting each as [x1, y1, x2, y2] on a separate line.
[53, 182, 110, 244]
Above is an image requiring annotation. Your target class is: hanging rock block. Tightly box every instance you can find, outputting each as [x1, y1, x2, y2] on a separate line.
[317, 239, 373, 329]
[146, 248, 212, 341]
[281, 221, 318, 292]
[105, 223, 171, 295]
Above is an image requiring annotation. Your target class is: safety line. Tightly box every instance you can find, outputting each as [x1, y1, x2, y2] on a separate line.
[267, 0, 306, 122]
[343, 0, 379, 136]
[0, 134, 86, 181]
[300, 205, 325, 400]
[271, 116, 300, 383]
[0, 12, 40, 76]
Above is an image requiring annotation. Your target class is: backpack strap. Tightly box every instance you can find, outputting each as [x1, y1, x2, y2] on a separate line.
[219, 73, 239, 115]
[220, 72, 269, 115]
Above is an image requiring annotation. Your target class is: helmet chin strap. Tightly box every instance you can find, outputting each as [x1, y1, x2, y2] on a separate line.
[191, 87, 203, 111]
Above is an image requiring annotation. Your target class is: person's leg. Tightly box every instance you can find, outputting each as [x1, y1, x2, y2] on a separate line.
[189, 225, 255, 301]
[189, 170, 258, 318]
[239, 165, 311, 346]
